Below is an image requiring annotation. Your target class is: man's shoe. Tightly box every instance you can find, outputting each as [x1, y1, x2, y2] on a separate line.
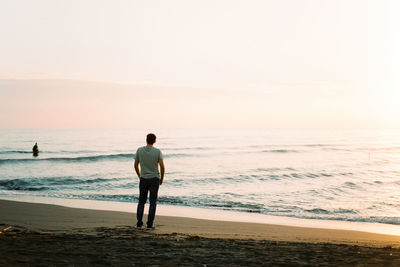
[146, 227, 155, 231]
[136, 225, 143, 230]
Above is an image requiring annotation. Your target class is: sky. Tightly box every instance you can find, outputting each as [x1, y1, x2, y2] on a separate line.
[1, 0, 400, 128]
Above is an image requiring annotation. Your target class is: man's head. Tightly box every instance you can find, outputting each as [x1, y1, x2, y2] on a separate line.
[146, 133, 156, 145]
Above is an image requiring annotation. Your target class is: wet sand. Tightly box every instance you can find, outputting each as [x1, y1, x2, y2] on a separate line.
[1, 199, 400, 266]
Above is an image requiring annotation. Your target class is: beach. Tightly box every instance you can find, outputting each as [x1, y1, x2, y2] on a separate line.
[2, 199, 400, 266]
[2, 0, 400, 264]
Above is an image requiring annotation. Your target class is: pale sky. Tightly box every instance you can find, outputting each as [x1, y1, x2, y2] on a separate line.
[1, 0, 399, 128]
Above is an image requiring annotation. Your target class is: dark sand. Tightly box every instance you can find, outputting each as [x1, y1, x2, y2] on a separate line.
[1, 199, 400, 266]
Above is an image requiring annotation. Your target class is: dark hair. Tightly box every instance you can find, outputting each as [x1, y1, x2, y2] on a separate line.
[146, 133, 156, 145]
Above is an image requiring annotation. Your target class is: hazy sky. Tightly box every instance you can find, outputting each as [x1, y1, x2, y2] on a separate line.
[1, 0, 399, 128]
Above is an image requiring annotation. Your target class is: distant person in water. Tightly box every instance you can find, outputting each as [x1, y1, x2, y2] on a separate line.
[134, 133, 165, 230]
[32, 142, 39, 157]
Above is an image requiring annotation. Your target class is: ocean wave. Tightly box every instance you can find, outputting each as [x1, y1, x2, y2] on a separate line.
[80, 193, 265, 212]
[0, 154, 134, 164]
[0, 176, 131, 191]
[359, 146, 400, 152]
[303, 144, 348, 148]
[188, 172, 335, 184]
[343, 181, 361, 189]
[158, 195, 265, 212]
[302, 215, 400, 225]
[362, 216, 400, 225]
[304, 208, 330, 214]
[0, 150, 32, 154]
[254, 167, 297, 172]
[304, 208, 357, 215]
[0, 152, 189, 165]
[301, 144, 351, 151]
[0, 150, 93, 154]
[0, 179, 50, 191]
[162, 146, 213, 151]
[262, 149, 299, 153]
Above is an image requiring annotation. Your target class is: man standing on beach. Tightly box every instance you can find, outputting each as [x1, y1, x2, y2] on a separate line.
[134, 133, 165, 230]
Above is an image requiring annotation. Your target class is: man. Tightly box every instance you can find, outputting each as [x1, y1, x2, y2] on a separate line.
[32, 142, 39, 157]
[134, 133, 165, 230]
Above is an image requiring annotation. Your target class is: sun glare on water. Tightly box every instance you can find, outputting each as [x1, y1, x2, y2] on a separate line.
[368, 83, 400, 127]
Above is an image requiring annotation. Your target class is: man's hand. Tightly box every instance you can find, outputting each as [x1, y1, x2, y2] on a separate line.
[159, 160, 165, 186]
[134, 159, 141, 178]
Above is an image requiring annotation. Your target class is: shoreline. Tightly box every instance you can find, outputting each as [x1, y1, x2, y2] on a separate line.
[1, 198, 400, 248]
[1, 194, 400, 236]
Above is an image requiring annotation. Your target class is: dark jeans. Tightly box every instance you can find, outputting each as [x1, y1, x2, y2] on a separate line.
[136, 177, 160, 228]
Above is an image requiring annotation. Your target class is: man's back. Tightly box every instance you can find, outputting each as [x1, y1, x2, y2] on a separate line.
[135, 145, 163, 178]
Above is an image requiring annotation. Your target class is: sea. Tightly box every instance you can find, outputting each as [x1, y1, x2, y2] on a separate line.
[1, 128, 400, 225]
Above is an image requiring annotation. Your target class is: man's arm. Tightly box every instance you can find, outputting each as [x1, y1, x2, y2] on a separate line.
[159, 159, 165, 185]
[134, 159, 141, 178]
